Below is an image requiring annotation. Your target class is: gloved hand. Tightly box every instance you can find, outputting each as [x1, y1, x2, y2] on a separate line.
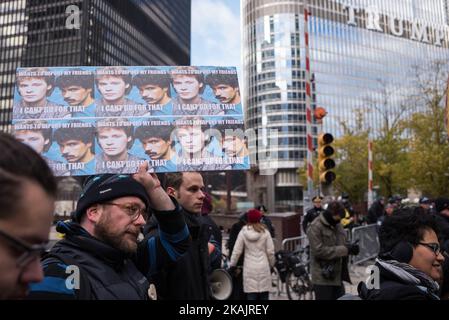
[346, 243, 360, 255]
[228, 266, 237, 276]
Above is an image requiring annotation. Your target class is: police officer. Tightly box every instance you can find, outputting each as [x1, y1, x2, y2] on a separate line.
[302, 196, 324, 233]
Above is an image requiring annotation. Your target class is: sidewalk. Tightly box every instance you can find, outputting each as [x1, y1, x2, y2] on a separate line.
[345, 261, 372, 296]
[269, 261, 373, 300]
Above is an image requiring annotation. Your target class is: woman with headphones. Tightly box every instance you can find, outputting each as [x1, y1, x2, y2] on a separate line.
[358, 207, 445, 300]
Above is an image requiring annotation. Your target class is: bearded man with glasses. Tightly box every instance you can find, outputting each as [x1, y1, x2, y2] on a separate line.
[358, 207, 446, 300]
[0, 132, 57, 300]
[28, 161, 190, 300]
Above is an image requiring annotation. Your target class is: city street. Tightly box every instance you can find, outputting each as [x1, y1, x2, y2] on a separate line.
[1, 0, 448, 304]
[222, 232, 372, 301]
[269, 261, 371, 300]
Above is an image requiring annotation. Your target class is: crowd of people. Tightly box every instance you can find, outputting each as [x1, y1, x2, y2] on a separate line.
[2, 130, 449, 301]
[0, 131, 275, 301]
[300, 193, 449, 300]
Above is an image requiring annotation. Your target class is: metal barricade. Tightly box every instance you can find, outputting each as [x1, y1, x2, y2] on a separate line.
[282, 225, 378, 266]
[281, 235, 308, 252]
[281, 235, 310, 270]
[350, 224, 379, 265]
[344, 228, 351, 242]
[276, 235, 311, 296]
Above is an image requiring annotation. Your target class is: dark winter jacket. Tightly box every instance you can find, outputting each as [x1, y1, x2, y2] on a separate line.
[145, 208, 221, 300]
[302, 206, 324, 232]
[367, 200, 384, 224]
[433, 213, 449, 251]
[28, 199, 189, 300]
[358, 259, 440, 300]
[433, 213, 449, 297]
[199, 214, 222, 270]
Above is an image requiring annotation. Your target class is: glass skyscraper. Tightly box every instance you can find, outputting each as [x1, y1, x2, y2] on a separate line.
[0, 0, 191, 132]
[243, 0, 449, 210]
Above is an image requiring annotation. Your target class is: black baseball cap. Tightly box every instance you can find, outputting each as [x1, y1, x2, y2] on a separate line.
[419, 197, 431, 204]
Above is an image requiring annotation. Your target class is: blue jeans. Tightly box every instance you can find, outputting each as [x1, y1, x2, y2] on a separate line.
[247, 291, 269, 300]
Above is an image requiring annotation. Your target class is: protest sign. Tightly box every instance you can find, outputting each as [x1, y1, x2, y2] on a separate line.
[12, 66, 249, 175]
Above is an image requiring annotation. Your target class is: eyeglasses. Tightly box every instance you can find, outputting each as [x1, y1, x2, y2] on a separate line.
[0, 228, 48, 268]
[102, 202, 148, 221]
[418, 242, 442, 256]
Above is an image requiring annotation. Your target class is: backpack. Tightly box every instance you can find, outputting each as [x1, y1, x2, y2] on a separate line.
[274, 250, 290, 282]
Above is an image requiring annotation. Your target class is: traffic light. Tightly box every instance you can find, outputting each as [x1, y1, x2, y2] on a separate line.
[317, 133, 336, 184]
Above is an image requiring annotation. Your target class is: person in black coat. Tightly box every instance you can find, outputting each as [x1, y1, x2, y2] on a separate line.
[358, 207, 444, 300]
[145, 172, 221, 300]
[419, 197, 432, 214]
[367, 197, 385, 224]
[227, 214, 247, 300]
[302, 196, 324, 233]
[200, 192, 222, 270]
[433, 198, 449, 250]
[432, 197, 449, 298]
[255, 205, 275, 238]
[28, 164, 190, 300]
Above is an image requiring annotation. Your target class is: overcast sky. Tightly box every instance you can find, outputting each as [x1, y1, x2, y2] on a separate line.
[191, 0, 241, 75]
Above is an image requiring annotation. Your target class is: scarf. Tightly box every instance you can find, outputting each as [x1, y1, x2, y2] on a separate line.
[377, 258, 440, 298]
[323, 210, 339, 226]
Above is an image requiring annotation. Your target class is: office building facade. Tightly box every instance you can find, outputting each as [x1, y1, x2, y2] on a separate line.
[243, 0, 449, 210]
[0, 0, 191, 132]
